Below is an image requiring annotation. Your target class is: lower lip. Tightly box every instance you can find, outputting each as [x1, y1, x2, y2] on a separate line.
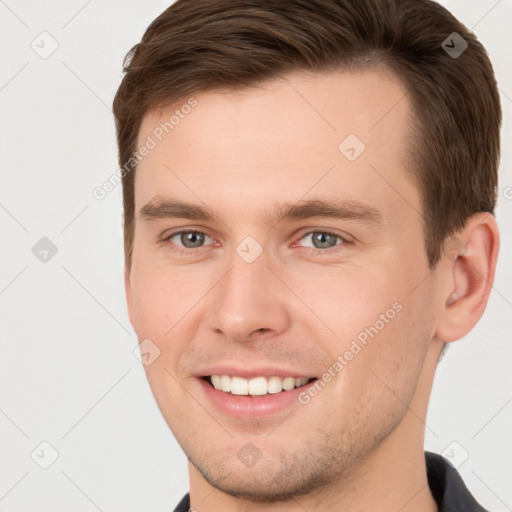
[198, 378, 316, 419]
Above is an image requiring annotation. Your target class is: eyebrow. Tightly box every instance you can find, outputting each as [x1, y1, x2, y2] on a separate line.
[138, 197, 383, 226]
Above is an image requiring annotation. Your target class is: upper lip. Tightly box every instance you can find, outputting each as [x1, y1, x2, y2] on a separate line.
[196, 365, 317, 380]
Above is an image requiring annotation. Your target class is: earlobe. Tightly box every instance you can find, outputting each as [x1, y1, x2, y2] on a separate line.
[435, 213, 500, 343]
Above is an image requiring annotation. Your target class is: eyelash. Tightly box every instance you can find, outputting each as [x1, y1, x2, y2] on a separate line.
[162, 229, 351, 255]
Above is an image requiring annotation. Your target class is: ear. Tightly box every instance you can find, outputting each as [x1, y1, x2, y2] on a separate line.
[124, 265, 135, 330]
[435, 212, 500, 342]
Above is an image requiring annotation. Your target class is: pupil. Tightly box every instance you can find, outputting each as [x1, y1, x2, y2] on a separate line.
[314, 232, 335, 249]
[182, 231, 204, 248]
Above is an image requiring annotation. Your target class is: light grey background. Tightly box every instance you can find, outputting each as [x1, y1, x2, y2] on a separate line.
[0, 1, 510, 511]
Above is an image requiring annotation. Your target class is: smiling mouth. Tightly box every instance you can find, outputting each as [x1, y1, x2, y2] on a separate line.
[202, 375, 318, 396]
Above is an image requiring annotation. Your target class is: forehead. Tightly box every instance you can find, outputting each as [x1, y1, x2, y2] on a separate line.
[134, 67, 418, 225]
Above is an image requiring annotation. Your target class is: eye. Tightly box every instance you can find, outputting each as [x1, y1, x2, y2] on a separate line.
[165, 230, 214, 250]
[296, 230, 349, 251]
[162, 228, 350, 255]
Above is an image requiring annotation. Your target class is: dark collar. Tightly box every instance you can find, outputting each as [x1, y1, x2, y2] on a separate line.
[173, 452, 488, 511]
[425, 451, 488, 511]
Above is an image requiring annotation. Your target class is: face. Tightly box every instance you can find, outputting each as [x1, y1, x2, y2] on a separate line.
[126, 68, 442, 500]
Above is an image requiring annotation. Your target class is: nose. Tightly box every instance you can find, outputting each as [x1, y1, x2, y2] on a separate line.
[206, 248, 291, 343]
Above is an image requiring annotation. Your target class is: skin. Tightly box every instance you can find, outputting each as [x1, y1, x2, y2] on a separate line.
[125, 66, 499, 511]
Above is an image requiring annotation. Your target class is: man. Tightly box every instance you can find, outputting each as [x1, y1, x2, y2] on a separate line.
[113, 0, 501, 510]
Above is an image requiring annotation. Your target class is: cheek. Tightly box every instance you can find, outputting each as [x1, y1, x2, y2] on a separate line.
[129, 261, 203, 337]
[301, 262, 432, 396]
[320, 300, 430, 436]
[285, 263, 405, 342]
[353, 291, 434, 403]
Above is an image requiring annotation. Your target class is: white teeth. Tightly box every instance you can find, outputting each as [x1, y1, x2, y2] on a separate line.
[231, 376, 249, 395]
[267, 376, 283, 394]
[211, 375, 221, 390]
[208, 375, 313, 395]
[248, 377, 267, 396]
[282, 377, 296, 391]
[220, 375, 231, 392]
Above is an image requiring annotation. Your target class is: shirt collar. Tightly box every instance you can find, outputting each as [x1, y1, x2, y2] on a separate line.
[425, 451, 488, 511]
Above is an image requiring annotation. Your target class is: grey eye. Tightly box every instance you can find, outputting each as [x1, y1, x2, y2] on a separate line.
[301, 231, 342, 249]
[181, 231, 205, 248]
[168, 230, 211, 249]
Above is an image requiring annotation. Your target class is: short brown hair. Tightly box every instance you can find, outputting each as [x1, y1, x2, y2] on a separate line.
[113, 0, 501, 271]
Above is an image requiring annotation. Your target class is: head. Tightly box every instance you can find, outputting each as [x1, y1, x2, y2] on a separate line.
[114, 0, 500, 504]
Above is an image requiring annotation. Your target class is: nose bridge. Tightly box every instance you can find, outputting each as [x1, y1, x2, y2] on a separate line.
[207, 240, 289, 341]
[224, 247, 268, 300]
